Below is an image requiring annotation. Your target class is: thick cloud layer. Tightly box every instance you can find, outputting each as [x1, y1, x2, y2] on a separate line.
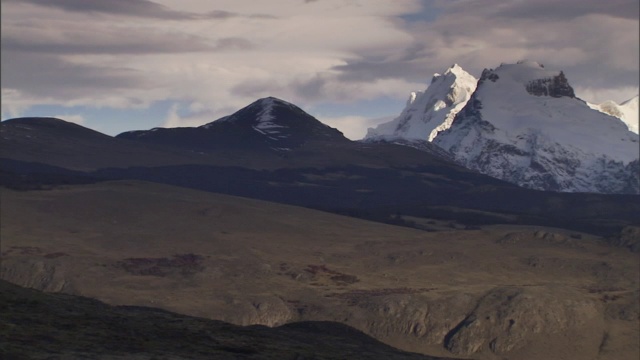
[2, 0, 637, 136]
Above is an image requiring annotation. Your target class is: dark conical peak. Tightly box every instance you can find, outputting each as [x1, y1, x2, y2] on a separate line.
[254, 96, 293, 105]
[196, 96, 347, 148]
[245, 96, 300, 113]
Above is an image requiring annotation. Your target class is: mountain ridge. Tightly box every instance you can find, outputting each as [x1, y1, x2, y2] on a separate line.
[432, 61, 639, 194]
[368, 61, 639, 194]
[588, 95, 639, 134]
[118, 96, 348, 152]
[365, 64, 477, 142]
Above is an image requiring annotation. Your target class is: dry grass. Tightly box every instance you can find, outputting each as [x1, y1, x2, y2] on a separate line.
[1, 180, 638, 360]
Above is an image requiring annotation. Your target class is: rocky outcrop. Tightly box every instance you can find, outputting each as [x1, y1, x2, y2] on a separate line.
[0, 258, 72, 293]
[315, 286, 606, 359]
[443, 287, 602, 357]
[524, 71, 575, 98]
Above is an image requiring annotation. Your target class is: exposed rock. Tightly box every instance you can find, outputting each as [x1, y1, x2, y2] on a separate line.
[444, 286, 603, 357]
[0, 258, 72, 293]
[525, 71, 575, 98]
[610, 226, 640, 252]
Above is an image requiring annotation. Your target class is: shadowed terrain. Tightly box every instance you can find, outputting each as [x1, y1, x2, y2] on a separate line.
[0, 280, 453, 360]
[2, 118, 639, 240]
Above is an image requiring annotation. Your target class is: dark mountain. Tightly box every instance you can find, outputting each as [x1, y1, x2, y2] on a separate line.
[361, 137, 455, 162]
[117, 97, 349, 152]
[0, 116, 285, 170]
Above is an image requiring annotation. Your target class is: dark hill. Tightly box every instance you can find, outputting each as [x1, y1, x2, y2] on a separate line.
[0, 280, 454, 360]
[117, 97, 349, 152]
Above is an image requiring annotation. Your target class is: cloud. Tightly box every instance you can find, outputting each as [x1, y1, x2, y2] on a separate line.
[52, 114, 85, 125]
[0, 51, 148, 103]
[319, 115, 395, 140]
[489, 0, 638, 21]
[4, 0, 264, 20]
[1, 0, 637, 134]
[4, 0, 199, 19]
[2, 26, 216, 55]
[162, 102, 235, 128]
[213, 38, 255, 51]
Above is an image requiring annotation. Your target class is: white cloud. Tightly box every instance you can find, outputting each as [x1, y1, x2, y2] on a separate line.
[52, 114, 86, 125]
[574, 86, 640, 105]
[319, 115, 395, 140]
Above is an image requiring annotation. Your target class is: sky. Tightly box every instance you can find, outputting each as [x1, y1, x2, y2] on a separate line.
[1, 0, 639, 139]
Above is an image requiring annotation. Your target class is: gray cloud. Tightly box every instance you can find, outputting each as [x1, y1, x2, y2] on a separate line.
[213, 38, 255, 51]
[6, 0, 199, 19]
[494, 0, 638, 21]
[332, 57, 431, 82]
[2, 31, 215, 55]
[431, 0, 639, 19]
[5, 0, 277, 20]
[292, 75, 328, 100]
[231, 79, 284, 99]
[0, 51, 147, 100]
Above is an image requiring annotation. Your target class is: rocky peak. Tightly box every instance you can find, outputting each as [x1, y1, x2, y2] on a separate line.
[433, 61, 639, 194]
[364, 64, 477, 142]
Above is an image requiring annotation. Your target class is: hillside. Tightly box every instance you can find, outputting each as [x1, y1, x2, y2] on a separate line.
[1, 180, 638, 360]
[0, 280, 448, 360]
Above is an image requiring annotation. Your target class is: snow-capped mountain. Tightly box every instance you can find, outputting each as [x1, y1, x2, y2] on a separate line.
[433, 61, 639, 194]
[365, 64, 477, 142]
[588, 95, 638, 134]
[118, 97, 347, 152]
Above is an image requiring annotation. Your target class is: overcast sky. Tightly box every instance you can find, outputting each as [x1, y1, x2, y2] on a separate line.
[2, 0, 638, 139]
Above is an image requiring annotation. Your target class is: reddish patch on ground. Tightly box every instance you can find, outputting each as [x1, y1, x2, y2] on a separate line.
[1, 246, 43, 256]
[44, 252, 69, 259]
[326, 287, 437, 305]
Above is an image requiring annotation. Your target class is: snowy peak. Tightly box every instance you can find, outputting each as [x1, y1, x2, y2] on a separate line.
[433, 61, 640, 194]
[588, 95, 639, 134]
[364, 64, 477, 142]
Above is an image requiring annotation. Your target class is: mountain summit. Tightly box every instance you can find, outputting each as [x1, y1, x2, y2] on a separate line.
[433, 61, 639, 194]
[118, 97, 347, 152]
[365, 64, 477, 142]
[588, 95, 639, 134]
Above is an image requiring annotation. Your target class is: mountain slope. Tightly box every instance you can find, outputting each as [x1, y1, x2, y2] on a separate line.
[365, 64, 477, 142]
[432, 61, 640, 194]
[118, 97, 348, 152]
[0, 117, 264, 171]
[588, 95, 639, 134]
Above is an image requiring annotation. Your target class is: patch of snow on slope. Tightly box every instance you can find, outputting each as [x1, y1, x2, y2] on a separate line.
[253, 97, 289, 137]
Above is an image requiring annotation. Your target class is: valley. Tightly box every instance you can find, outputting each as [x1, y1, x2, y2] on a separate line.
[1, 61, 639, 359]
